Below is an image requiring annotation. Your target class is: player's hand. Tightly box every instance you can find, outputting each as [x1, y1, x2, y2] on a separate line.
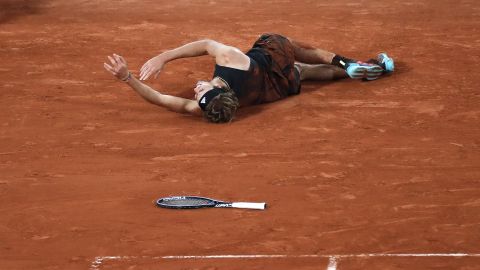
[139, 54, 166, 81]
[104, 54, 130, 81]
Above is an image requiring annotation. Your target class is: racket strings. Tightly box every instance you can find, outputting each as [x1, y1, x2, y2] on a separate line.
[160, 198, 215, 207]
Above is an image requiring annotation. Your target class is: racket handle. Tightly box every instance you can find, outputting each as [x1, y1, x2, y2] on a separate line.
[231, 202, 266, 210]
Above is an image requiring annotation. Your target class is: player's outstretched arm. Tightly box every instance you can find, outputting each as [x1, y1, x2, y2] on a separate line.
[104, 54, 202, 115]
[139, 39, 250, 80]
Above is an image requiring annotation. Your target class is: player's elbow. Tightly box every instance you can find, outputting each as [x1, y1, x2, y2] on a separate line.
[201, 39, 216, 51]
[203, 39, 223, 55]
[201, 39, 216, 46]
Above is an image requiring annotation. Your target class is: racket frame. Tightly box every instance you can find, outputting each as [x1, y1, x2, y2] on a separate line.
[156, 196, 266, 210]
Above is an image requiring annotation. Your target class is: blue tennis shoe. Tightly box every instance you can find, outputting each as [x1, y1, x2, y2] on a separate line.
[346, 62, 384, 81]
[377, 53, 394, 73]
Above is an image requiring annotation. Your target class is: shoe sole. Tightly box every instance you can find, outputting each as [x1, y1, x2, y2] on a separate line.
[347, 65, 384, 80]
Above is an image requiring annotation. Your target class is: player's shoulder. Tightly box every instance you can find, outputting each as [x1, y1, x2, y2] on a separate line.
[205, 40, 249, 70]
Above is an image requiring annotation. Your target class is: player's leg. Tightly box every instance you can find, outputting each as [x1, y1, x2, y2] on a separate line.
[288, 38, 385, 81]
[295, 62, 348, 81]
[288, 39, 336, 64]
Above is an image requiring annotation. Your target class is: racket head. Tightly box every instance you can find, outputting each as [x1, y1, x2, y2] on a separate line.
[156, 196, 222, 209]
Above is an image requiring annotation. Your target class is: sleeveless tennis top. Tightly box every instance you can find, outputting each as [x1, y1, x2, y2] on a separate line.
[212, 33, 301, 107]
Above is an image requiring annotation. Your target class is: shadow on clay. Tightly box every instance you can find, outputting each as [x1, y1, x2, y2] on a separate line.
[298, 79, 339, 94]
[235, 105, 264, 122]
[388, 60, 408, 77]
[236, 80, 337, 121]
[0, 0, 46, 24]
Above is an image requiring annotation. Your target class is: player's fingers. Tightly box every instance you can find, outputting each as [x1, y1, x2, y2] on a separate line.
[103, 63, 116, 75]
[140, 63, 150, 74]
[141, 70, 151, 81]
[104, 62, 114, 71]
[112, 55, 119, 65]
[108, 55, 117, 66]
[113, 54, 122, 64]
[154, 70, 161, 79]
[142, 73, 150, 81]
[140, 62, 148, 71]
[114, 54, 126, 65]
[139, 67, 146, 77]
[118, 55, 127, 65]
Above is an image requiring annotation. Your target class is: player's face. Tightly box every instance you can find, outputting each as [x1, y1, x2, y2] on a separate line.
[194, 81, 214, 102]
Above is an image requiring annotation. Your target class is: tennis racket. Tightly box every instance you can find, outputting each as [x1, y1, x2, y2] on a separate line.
[156, 196, 266, 210]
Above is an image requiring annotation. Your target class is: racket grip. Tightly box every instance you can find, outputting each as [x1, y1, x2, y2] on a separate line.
[231, 202, 266, 210]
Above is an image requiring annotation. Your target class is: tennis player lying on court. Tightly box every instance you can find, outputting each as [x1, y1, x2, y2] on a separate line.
[104, 33, 394, 123]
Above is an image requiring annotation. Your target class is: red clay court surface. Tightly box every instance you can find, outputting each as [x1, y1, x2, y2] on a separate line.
[1, 0, 480, 269]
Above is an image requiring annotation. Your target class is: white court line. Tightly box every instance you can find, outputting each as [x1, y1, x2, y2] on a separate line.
[90, 253, 480, 270]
